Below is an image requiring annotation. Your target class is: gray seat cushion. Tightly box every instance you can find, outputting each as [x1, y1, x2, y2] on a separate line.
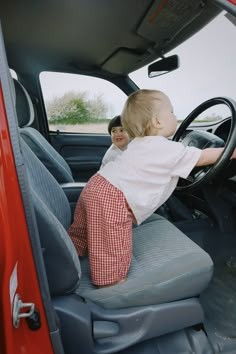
[21, 139, 80, 296]
[13, 78, 74, 183]
[20, 127, 74, 183]
[77, 217, 213, 309]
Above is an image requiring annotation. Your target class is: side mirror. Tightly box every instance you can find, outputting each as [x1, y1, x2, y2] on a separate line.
[148, 55, 180, 78]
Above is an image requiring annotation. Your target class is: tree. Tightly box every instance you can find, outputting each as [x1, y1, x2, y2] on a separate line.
[87, 93, 110, 119]
[46, 91, 110, 124]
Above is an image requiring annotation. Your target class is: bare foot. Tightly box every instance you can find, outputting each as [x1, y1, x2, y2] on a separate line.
[96, 278, 126, 289]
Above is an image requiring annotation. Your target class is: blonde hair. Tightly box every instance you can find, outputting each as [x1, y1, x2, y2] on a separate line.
[121, 89, 166, 138]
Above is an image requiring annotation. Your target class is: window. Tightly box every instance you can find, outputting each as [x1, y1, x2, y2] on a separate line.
[130, 12, 236, 125]
[40, 72, 127, 133]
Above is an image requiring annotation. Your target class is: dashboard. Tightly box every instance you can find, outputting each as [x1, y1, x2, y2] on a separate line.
[188, 117, 231, 143]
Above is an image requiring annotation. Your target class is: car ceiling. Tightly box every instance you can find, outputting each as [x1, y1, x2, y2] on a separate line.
[0, 0, 220, 77]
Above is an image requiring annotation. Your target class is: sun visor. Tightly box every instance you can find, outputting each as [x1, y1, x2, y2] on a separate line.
[102, 0, 219, 75]
[102, 49, 146, 75]
[137, 0, 204, 49]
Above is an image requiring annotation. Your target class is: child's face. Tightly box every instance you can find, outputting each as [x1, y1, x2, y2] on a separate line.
[153, 95, 177, 137]
[111, 126, 129, 150]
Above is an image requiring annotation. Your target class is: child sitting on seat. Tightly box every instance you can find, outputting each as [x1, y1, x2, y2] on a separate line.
[100, 115, 130, 168]
[68, 89, 236, 288]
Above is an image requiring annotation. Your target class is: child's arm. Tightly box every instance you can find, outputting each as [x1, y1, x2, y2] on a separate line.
[196, 147, 236, 167]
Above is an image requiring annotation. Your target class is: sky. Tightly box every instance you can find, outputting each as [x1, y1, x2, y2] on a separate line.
[40, 11, 236, 121]
[131, 12, 236, 120]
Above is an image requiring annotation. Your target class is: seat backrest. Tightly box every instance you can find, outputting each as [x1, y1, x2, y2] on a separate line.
[21, 138, 81, 296]
[14, 79, 74, 183]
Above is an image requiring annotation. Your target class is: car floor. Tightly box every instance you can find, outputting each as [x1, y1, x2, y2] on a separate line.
[117, 216, 236, 354]
[175, 218, 236, 353]
[117, 327, 213, 354]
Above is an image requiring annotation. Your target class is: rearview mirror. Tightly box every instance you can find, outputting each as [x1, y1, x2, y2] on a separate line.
[148, 55, 180, 78]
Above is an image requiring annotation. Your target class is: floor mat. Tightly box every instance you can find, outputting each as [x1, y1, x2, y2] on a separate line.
[200, 257, 236, 339]
[174, 220, 236, 342]
[180, 222, 236, 340]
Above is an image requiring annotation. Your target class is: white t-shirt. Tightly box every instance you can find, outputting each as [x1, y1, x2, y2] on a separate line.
[100, 144, 123, 168]
[99, 136, 201, 225]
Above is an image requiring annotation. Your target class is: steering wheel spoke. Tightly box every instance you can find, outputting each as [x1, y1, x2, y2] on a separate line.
[178, 168, 207, 188]
[192, 166, 210, 180]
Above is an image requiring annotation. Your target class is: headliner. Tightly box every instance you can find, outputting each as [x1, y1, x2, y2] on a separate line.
[0, 0, 220, 76]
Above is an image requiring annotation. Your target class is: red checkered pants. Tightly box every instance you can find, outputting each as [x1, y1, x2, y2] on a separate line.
[68, 174, 133, 286]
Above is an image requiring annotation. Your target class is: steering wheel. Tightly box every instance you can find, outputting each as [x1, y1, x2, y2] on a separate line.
[172, 97, 236, 192]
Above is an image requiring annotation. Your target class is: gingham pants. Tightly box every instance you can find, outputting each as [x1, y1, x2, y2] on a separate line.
[68, 174, 133, 286]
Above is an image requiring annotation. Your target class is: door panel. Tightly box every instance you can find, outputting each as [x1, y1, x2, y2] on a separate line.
[50, 132, 111, 181]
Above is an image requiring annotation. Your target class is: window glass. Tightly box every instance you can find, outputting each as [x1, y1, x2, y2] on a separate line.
[40, 72, 127, 133]
[130, 12, 236, 125]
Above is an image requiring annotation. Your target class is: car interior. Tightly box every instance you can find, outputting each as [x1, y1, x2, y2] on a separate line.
[1, 1, 236, 353]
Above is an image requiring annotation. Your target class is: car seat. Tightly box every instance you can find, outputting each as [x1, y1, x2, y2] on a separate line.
[20, 135, 213, 353]
[14, 78, 74, 183]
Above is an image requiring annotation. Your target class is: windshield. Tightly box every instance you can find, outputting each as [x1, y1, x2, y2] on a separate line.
[130, 12, 236, 123]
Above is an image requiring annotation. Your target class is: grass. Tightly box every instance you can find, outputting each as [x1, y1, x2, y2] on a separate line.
[49, 117, 109, 125]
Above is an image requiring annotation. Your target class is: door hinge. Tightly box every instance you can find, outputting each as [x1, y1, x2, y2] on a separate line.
[12, 293, 35, 328]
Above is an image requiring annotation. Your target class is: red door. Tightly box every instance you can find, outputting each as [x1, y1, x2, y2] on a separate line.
[0, 84, 55, 354]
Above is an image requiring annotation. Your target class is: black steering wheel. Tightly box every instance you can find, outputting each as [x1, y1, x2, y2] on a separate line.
[172, 97, 236, 192]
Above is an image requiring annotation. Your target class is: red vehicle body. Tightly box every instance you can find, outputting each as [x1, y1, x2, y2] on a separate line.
[0, 85, 53, 354]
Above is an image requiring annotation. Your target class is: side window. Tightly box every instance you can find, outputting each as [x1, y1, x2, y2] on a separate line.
[40, 72, 127, 134]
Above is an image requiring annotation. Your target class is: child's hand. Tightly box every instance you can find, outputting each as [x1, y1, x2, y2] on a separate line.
[231, 148, 236, 160]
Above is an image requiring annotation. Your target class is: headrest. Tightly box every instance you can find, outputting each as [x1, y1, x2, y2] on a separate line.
[13, 79, 35, 128]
